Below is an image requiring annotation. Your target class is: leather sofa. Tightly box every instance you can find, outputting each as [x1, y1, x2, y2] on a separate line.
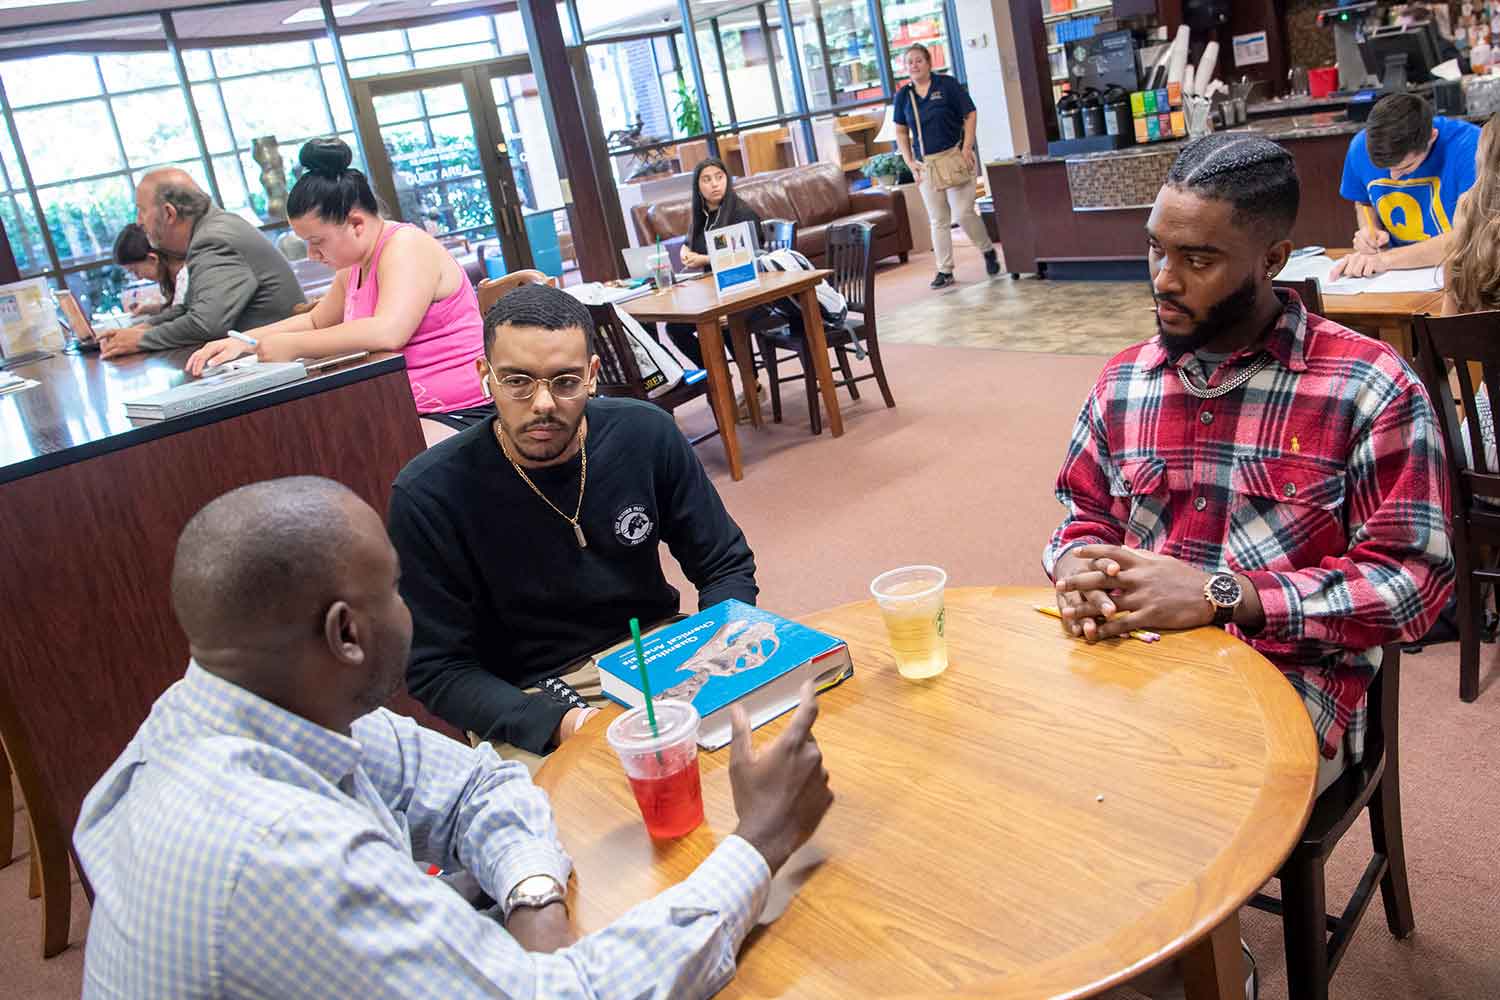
[630, 162, 913, 267]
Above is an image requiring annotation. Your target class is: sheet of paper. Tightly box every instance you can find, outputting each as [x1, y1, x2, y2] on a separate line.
[1275, 255, 1335, 283]
[1322, 264, 1445, 295]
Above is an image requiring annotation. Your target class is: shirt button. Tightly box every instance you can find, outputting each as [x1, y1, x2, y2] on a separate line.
[1283, 482, 1298, 497]
[1199, 410, 1214, 425]
[1194, 496, 1208, 511]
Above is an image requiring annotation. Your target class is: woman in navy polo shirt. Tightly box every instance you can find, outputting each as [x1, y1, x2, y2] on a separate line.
[892, 43, 999, 289]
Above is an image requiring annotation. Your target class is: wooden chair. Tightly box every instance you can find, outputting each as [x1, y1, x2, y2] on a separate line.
[0, 719, 69, 958]
[1274, 276, 1326, 316]
[1412, 311, 1500, 701]
[584, 303, 715, 445]
[755, 221, 896, 434]
[476, 270, 556, 318]
[1248, 645, 1413, 1000]
[761, 218, 798, 253]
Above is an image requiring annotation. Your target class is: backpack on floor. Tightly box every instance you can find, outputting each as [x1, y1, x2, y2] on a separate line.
[757, 249, 851, 337]
[565, 284, 688, 399]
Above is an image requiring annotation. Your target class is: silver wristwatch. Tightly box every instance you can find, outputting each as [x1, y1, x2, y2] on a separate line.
[502, 874, 566, 920]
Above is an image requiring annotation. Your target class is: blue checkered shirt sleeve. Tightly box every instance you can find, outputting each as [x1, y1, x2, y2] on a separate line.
[218, 714, 771, 998]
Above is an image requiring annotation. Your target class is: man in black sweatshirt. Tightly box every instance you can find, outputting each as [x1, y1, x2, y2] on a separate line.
[387, 283, 757, 762]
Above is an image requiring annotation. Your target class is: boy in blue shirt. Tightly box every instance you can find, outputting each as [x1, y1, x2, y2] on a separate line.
[1333, 93, 1480, 278]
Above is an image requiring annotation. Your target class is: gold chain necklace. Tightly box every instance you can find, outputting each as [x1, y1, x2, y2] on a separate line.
[494, 421, 588, 548]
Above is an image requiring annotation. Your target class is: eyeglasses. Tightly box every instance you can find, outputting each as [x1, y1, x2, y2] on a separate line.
[487, 371, 589, 401]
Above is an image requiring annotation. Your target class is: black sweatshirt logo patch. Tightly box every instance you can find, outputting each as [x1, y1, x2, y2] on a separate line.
[613, 504, 654, 546]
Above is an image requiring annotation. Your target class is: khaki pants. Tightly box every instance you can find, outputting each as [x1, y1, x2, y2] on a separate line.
[468, 659, 613, 775]
[918, 172, 993, 275]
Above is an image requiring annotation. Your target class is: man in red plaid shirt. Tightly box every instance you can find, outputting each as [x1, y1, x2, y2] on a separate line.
[1045, 134, 1454, 798]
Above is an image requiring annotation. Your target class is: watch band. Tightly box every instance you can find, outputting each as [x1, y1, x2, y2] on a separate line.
[502, 874, 567, 920]
[1212, 602, 1236, 627]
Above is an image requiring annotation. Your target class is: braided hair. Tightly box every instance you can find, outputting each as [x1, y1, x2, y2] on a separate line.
[1165, 133, 1300, 240]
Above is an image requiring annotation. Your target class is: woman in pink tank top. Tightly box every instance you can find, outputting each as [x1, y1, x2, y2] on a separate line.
[185, 138, 492, 446]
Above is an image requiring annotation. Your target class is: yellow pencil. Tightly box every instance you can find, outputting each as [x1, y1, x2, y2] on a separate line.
[1034, 605, 1160, 643]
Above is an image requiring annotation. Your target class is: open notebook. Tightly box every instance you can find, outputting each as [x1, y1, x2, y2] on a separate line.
[1277, 254, 1444, 295]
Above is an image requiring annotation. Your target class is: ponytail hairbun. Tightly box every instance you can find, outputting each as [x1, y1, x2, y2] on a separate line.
[299, 138, 353, 177]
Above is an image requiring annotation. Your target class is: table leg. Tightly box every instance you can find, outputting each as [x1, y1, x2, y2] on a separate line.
[1181, 909, 1242, 1000]
[1379, 323, 1414, 360]
[799, 287, 844, 437]
[698, 319, 745, 480]
[727, 313, 763, 428]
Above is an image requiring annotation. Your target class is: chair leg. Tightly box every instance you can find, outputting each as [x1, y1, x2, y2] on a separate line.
[866, 336, 897, 409]
[1280, 852, 1330, 1000]
[1370, 772, 1416, 938]
[757, 336, 783, 424]
[1457, 554, 1480, 701]
[800, 343, 821, 435]
[27, 837, 39, 899]
[32, 823, 70, 958]
[1, 745, 12, 869]
[833, 346, 859, 399]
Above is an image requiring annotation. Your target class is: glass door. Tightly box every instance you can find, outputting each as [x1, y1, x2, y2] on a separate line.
[351, 59, 539, 277]
[483, 68, 578, 279]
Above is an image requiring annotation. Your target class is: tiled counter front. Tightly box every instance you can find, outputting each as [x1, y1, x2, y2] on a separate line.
[1065, 149, 1177, 211]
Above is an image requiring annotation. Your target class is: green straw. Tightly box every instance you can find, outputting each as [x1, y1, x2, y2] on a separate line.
[630, 618, 665, 764]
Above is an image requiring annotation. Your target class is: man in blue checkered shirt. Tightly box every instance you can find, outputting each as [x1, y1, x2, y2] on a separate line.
[74, 477, 832, 998]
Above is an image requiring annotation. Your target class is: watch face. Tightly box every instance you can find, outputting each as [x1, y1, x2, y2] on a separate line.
[1208, 574, 1242, 607]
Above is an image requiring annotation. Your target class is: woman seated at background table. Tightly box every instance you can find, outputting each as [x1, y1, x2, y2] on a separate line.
[1438, 116, 1500, 475]
[186, 138, 490, 446]
[113, 222, 186, 317]
[665, 158, 763, 370]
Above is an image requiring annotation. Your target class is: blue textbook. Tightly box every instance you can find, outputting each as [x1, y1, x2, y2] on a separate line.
[595, 600, 853, 750]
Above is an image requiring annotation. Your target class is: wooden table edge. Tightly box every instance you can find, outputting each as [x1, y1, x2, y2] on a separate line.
[540, 585, 1320, 999]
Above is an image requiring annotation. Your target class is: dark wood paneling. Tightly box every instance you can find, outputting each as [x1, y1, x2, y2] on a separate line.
[1008, 0, 1054, 151]
[519, 0, 619, 281]
[0, 365, 449, 923]
[0, 214, 19, 284]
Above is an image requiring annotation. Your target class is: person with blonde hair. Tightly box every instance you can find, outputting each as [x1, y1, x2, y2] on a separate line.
[1443, 116, 1500, 316]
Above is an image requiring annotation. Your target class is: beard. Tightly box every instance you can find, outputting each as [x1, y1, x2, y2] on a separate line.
[502, 410, 582, 463]
[1155, 272, 1260, 358]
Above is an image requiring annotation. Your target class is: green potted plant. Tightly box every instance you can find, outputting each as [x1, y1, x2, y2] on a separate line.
[862, 152, 911, 187]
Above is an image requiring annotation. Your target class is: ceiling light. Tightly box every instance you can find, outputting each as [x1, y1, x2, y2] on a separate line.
[282, 2, 369, 24]
[430, 0, 477, 6]
[0, 2, 91, 9]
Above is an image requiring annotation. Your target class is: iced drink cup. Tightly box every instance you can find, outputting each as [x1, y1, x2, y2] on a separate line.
[605, 699, 705, 838]
[870, 565, 949, 679]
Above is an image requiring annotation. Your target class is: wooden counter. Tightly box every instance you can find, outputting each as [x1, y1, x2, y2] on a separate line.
[987, 123, 1356, 276]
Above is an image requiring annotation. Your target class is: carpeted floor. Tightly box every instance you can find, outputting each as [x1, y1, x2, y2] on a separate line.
[6, 340, 1499, 998]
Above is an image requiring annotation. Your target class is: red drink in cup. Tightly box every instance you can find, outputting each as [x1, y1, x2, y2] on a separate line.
[606, 699, 705, 839]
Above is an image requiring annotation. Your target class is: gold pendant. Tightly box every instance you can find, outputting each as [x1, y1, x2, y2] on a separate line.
[574, 522, 587, 548]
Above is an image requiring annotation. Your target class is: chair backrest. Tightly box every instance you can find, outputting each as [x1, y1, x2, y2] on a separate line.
[761, 218, 798, 252]
[585, 302, 649, 400]
[826, 221, 875, 316]
[1366, 644, 1399, 771]
[1412, 311, 1500, 505]
[477, 272, 556, 318]
[1274, 276, 1326, 317]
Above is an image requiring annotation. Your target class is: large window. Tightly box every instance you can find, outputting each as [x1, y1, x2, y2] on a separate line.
[0, 7, 561, 306]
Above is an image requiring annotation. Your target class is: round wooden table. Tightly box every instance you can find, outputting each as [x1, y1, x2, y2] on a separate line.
[536, 586, 1319, 998]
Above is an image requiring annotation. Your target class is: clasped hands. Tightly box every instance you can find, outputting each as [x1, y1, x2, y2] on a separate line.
[1053, 545, 1218, 642]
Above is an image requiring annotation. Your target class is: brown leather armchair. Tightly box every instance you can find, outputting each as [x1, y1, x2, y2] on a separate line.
[631, 162, 913, 268]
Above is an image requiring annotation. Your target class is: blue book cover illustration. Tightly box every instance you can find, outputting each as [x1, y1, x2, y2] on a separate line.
[595, 600, 850, 723]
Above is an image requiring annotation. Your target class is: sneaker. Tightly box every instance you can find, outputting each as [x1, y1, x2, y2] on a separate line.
[984, 249, 1001, 276]
[930, 271, 955, 289]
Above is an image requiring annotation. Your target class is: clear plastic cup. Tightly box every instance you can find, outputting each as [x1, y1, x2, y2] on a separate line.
[605, 699, 704, 838]
[870, 565, 949, 680]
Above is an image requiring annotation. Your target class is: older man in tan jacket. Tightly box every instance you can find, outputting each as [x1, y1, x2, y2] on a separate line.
[99, 169, 305, 358]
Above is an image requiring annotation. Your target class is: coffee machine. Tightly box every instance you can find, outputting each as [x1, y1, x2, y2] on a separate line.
[1316, 0, 1382, 91]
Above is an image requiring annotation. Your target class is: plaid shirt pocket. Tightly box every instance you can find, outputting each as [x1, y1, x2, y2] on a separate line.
[1110, 457, 1170, 551]
[1227, 455, 1347, 574]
